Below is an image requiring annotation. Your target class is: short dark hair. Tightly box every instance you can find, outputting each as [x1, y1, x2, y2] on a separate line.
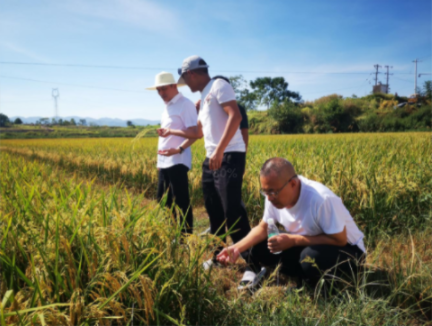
[212, 75, 231, 84]
[193, 67, 209, 75]
[260, 157, 294, 177]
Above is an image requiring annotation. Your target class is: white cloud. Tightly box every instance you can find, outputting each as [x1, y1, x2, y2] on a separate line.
[0, 42, 51, 62]
[63, 0, 181, 34]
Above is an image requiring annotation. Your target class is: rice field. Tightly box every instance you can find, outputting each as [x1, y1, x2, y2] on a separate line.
[1, 133, 431, 325]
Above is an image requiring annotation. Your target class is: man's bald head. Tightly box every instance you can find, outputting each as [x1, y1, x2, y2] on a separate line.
[260, 157, 296, 180]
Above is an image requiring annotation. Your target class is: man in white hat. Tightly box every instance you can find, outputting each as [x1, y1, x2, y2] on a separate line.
[157, 56, 251, 270]
[147, 71, 198, 235]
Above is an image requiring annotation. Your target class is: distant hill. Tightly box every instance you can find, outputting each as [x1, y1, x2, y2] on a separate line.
[9, 116, 159, 127]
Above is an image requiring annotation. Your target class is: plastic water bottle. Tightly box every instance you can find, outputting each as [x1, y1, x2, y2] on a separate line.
[267, 218, 281, 254]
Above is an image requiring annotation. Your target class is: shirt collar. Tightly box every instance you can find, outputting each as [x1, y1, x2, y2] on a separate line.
[201, 79, 214, 94]
[167, 92, 182, 106]
[286, 176, 304, 215]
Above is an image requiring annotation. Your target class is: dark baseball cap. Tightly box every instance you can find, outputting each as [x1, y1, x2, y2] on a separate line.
[177, 55, 209, 84]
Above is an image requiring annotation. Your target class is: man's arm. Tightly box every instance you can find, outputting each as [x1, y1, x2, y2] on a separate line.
[268, 227, 348, 253]
[158, 138, 198, 157]
[157, 121, 203, 139]
[217, 220, 268, 265]
[209, 100, 242, 170]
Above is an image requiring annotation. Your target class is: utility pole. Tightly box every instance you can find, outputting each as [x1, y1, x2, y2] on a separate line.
[384, 65, 393, 94]
[52, 88, 59, 118]
[373, 64, 381, 85]
[413, 59, 421, 95]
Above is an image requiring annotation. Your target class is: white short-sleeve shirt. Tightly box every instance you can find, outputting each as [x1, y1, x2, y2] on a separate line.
[199, 79, 246, 157]
[157, 93, 197, 169]
[262, 175, 366, 252]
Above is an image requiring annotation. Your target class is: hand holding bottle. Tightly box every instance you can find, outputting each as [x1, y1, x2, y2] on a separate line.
[267, 218, 282, 254]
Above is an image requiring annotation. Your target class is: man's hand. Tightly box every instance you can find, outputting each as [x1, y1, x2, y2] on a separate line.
[157, 128, 171, 137]
[195, 99, 201, 113]
[217, 246, 240, 266]
[268, 234, 297, 253]
[158, 148, 180, 157]
[209, 149, 224, 170]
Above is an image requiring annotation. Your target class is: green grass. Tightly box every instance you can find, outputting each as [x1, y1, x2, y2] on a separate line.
[1, 149, 431, 325]
[0, 125, 159, 139]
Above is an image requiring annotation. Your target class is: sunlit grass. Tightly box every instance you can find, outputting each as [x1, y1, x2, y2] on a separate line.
[2, 133, 431, 235]
[1, 133, 431, 324]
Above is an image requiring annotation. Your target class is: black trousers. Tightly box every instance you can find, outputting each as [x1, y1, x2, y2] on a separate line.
[202, 152, 251, 257]
[247, 240, 366, 284]
[157, 164, 193, 235]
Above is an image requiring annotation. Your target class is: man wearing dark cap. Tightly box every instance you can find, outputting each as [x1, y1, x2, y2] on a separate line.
[157, 55, 251, 270]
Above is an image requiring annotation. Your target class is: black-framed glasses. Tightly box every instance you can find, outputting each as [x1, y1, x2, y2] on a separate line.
[260, 174, 297, 198]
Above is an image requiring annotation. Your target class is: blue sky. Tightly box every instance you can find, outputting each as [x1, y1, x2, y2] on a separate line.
[1, 0, 431, 120]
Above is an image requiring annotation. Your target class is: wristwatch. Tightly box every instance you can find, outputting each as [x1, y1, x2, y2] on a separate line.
[178, 146, 184, 154]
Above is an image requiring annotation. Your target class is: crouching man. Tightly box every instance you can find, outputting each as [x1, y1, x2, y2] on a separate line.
[217, 157, 366, 290]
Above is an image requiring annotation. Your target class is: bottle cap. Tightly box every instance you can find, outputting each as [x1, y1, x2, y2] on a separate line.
[267, 218, 275, 225]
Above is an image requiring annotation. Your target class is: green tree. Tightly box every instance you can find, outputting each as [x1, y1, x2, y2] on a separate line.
[250, 77, 301, 109]
[70, 118, 77, 126]
[0, 113, 10, 127]
[40, 118, 49, 125]
[318, 98, 358, 132]
[226, 75, 257, 111]
[14, 117, 23, 125]
[423, 80, 432, 100]
[268, 100, 304, 133]
[238, 88, 258, 111]
[228, 75, 247, 97]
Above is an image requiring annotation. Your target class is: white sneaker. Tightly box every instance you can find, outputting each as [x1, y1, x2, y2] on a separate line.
[237, 268, 267, 291]
[203, 258, 215, 271]
[199, 227, 211, 237]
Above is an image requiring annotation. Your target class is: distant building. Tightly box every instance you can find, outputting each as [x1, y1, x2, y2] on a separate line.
[373, 82, 389, 94]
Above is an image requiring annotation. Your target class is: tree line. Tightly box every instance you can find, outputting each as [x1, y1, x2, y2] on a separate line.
[228, 76, 431, 133]
[2, 78, 430, 133]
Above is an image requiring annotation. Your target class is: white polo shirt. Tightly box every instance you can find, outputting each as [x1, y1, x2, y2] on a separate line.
[262, 175, 366, 252]
[199, 79, 246, 158]
[157, 93, 197, 169]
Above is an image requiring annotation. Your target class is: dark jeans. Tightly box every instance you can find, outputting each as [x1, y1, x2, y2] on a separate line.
[157, 164, 193, 235]
[202, 152, 251, 257]
[247, 240, 366, 285]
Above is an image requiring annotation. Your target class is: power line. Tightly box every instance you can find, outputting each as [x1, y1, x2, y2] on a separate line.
[0, 99, 52, 103]
[0, 61, 166, 70]
[0, 75, 148, 93]
[0, 61, 414, 75]
[417, 54, 432, 61]
[393, 76, 414, 83]
[301, 81, 369, 95]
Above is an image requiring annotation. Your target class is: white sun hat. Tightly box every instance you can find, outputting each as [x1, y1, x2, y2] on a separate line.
[146, 71, 185, 90]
